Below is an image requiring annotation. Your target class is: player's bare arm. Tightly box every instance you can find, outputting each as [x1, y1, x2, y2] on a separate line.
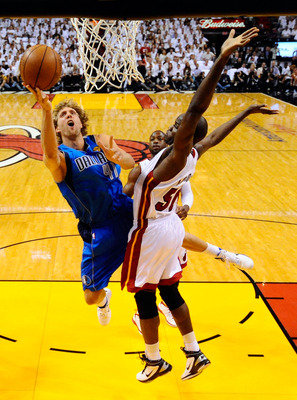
[195, 104, 279, 157]
[123, 164, 141, 197]
[25, 85, 66, 182]
[153, 27, 259, 182]
[95, 134, 135, 170]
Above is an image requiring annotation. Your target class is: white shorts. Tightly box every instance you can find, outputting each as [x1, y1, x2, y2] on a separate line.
[121, 213, 185, 292]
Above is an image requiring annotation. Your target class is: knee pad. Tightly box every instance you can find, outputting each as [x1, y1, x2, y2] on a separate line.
[134, 290, 158, 319]
[158, 282, 185, 311]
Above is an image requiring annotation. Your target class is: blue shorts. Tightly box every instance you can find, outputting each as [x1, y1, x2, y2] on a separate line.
[81, 202, 133, 291]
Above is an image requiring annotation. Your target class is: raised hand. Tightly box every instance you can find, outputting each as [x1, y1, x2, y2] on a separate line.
[97, 135, 122, 163]
[25, 85, 52, 111]
[221, 27, 259, 58]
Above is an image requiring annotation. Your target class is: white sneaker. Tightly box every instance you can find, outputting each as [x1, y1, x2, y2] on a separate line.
[158, 301, 177, 327]
[97, 288, 112, 326]
[181, 348, 211, 381]
[136, 354, 172, 383]
[215, 249, 254, 269]
[132, 312, 142, 335]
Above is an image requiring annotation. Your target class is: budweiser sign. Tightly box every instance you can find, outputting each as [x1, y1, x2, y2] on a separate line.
[200, 19, 246, 29]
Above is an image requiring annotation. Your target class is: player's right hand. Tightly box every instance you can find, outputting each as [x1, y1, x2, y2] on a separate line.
[24, 85, 52, 111]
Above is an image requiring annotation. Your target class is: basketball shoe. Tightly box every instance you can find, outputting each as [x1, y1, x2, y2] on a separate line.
[215, 249, 254, 269]
[97, 288, 112, 326]
[136, 354, 172, 383]
[181, 348, 211, 381]
[158, 301, 177, 327]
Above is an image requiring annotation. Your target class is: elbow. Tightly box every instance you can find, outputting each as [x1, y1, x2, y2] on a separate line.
[43, 153, 60, 169]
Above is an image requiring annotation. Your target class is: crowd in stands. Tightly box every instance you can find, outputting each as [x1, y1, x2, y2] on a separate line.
[0, 16, 296, 104]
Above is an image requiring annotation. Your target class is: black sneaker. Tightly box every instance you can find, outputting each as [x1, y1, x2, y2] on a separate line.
[136, 354, 172, 383]
[181, 348, 211, 380]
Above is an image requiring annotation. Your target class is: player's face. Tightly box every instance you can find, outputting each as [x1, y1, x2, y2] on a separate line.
[149, 130, 167, 156]
[166, 114, 184, 145]
[56, 107, 83, 137]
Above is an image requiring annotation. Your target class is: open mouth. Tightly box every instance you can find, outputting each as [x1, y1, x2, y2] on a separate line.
[67, 121, 74, 127]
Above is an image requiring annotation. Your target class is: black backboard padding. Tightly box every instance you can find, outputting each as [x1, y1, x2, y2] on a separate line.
[1, 0, 297, 19]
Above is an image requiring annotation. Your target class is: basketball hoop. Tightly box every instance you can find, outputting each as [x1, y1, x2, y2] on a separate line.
[71, 18, 144, 92]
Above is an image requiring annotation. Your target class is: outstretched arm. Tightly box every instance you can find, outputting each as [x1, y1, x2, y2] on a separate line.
[194, 104, 279, 157]
[153, 27, 259, 182]
[174, 28, 260, 155]
[25, 85, 66, 182]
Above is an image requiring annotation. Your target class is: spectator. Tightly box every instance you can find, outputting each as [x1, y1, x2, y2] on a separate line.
[216, 69, 232, 92]
[233, 70, 246, 92]
[155, 70, 170, 91]
[246, 64, 260, 91]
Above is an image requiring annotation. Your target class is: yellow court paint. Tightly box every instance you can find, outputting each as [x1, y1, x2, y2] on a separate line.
[51, 93, 142, 110]
[0, 281, 296, 400]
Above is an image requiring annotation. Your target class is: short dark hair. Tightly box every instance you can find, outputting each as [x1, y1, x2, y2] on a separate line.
[193, 116, 208, 144]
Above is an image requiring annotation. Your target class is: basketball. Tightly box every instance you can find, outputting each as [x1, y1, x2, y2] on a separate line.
[20, 44, 62, 90]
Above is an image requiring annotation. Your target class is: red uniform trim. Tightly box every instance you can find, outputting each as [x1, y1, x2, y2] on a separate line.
[129, 270, 183, 293]
[121, 171, 160, 290]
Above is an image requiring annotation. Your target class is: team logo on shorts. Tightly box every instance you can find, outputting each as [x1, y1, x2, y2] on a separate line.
[82, 275, 92, 286]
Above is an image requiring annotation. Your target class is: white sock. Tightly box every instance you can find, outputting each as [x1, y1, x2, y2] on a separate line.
[145, 342, 161, 361]
[183, 332, 200, 352]
[203, 242, 221, 257]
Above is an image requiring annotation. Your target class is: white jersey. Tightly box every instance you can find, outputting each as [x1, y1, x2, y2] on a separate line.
[121, 147, 198, 292]
[134, 147, 198, 221]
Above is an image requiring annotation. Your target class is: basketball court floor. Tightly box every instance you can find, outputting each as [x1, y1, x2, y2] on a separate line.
[0, 90, 296, 399]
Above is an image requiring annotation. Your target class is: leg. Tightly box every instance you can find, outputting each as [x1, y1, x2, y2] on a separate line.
[158, 283, 194, 336]
[134, 290, 172, 383]
[84, 288, 106, 305]
[135, 290, 160, 349]
[182, 232, 208, 252]
[159, 283, 211, 380]
[182, 232, 254, 269]
[84, 288, 112, 326]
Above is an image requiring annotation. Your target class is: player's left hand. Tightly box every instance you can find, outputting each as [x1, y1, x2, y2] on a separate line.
[97, 135, 122, 163]
[248, 104, 279, 114]
[176, 205, 190, 220]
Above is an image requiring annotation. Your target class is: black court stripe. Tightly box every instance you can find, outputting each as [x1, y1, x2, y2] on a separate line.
[265, 297, 284, 300]
[0, 334, 17, 342]
[248, 354, 264, 357]
[50, 347, 86, 354]
[239, 311, 254, 324]
[198, 334, 221, 344]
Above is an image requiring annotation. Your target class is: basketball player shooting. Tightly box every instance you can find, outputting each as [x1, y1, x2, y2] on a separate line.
[24, 86, 135, 327]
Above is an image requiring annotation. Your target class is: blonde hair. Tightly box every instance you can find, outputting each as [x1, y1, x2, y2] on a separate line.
[52, 98, 89, 145]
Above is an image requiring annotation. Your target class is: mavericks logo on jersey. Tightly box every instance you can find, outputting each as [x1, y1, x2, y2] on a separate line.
[74, 152, 108, 172]
[74, 152, 120, 179]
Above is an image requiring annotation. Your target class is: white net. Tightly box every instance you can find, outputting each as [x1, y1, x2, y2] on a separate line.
[71, 18, 144, 92]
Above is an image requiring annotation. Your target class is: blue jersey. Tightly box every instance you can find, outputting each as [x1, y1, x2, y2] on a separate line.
[57, 135, 132, 226]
